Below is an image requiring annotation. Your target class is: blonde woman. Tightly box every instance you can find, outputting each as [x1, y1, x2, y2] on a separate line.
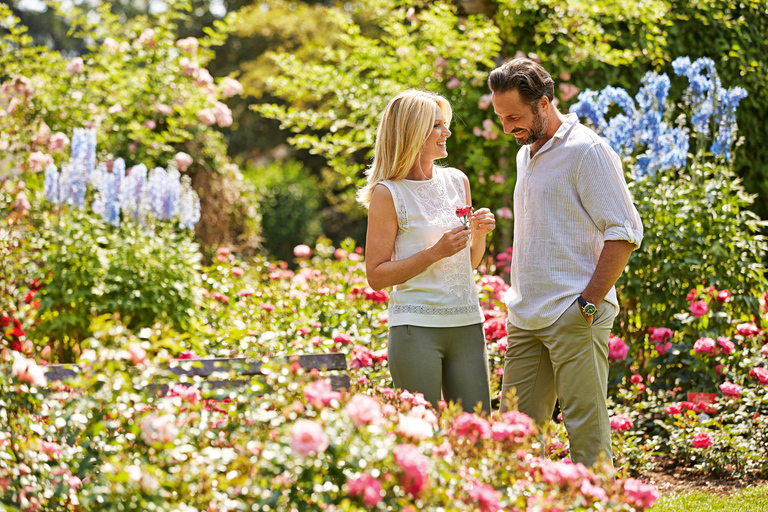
[359, 89, 496, 413]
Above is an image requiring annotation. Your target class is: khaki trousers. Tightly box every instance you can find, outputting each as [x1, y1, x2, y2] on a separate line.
[500, 299, 613, 467]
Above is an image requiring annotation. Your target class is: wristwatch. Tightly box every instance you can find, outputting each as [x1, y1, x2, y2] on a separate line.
[577, 296, 597, 316]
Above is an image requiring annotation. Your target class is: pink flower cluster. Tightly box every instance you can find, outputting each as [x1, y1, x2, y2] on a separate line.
[483, 316, 507, 341]
[719, 381, 741, 397]
[292, 419, 329, 456]
[344, 394, 381, 427]
[623, 478, 660, 509]
[689, 300, 709, 317]
[473, 119, 499, 140]
[491, 411, 536, 444]
[692, 431, 714, 449]
[609, 413, 633, 432]
[166, 383, 202, 404]
[649, 327, 674, 354]
[465, 480, 503, 512]
[749, 366, 768, 385]
[349, 344, 387, 369]
[347, 472, 383, 507]
[393, 443, 429, 496]
[140, 414, 179, 446]
[608, 334, 629, 361]
[451, 412, 492, 443]
[304, 379, 341, 408]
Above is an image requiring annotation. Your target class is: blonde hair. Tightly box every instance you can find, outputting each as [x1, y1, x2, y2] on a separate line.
[357, 89, 452, 208]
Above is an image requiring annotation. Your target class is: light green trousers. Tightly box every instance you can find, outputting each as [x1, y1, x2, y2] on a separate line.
[500, 299, 614, 467]
[388, 323, 491, 414]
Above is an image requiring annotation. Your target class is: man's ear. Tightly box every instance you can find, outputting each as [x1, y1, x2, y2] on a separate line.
[539, 96, 550, 111]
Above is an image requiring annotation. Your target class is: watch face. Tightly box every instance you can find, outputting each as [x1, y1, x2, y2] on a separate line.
[584, 304, 597, 315]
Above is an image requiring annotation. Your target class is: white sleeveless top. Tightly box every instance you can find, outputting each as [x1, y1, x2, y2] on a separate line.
[380, 166, 484, 328]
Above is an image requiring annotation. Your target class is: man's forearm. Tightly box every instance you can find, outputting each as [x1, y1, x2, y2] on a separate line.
[581, 240, 636, 304]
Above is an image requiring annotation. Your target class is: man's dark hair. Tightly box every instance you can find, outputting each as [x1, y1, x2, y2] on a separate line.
[488, 58, 555, 110]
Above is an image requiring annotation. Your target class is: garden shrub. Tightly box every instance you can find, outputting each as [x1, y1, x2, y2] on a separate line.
[244, 158, 322, 263]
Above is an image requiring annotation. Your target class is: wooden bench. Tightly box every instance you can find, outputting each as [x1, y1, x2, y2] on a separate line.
[43, 352, 351, 393]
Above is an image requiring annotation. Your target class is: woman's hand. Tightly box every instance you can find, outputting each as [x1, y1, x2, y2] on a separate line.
[429, 225, 471, 260]
[470, 208, 495, 238]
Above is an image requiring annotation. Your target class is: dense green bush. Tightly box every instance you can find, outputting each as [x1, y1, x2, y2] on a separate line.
[34, 209, 203, 354]
[244, 159, 322, 263]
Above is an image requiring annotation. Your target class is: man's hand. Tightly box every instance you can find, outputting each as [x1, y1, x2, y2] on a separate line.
[580, 308, 594, 326]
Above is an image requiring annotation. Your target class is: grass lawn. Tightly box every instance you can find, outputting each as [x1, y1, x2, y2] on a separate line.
[651, 486, 768, 511]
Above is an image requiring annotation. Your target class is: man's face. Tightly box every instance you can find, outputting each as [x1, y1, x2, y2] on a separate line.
[491, 89, 548, 146]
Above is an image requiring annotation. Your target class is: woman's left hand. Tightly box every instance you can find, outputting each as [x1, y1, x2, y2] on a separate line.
[470, 208, 495, 238]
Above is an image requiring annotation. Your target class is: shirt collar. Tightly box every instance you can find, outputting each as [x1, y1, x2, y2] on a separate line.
[526, 113, 579, 159]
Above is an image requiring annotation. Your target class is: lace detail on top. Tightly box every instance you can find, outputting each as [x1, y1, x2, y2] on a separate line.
[389, 303, 481, 316]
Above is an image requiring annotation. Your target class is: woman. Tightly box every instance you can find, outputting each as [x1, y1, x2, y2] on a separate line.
[358, 89, 496, 414]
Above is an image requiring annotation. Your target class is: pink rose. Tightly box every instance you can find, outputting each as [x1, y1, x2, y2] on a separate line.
[466, 481, 503, 512]
[293, 244, 312, 258]
[11, 357, 47, 387]
[28, 151, 53, 172]
[478, 93, 493, 110]
[212, 101, 233, 127]
[180, 57, 199, 76]
[137, 28, 156, 48]
[689, 300, 709, 317]
[291, 419, 329, 456]
[719, 381, 741, 397]
[446, 77, 460, 89]
[197, 108, 216, 126]
[715, 289, 731, 302]
[65, 57, 84, 74]
[495, 207, 512, 219]
[664, 404, 682, 415]
[140, 414, 178, 445]
[142, 120, 156, 130]
[40, 441, 62, 455]
[736, 322, 760, 337]
[48, 132, 70, 153]
[231, 266, 244, 277]
[558, 83, 580, 101]
[13, 191, 30, 213]
[693, 337, 716, 354]
[194, 68, 214, 86]
[623, 478, 660, 509]
[156, 103, 173, 116]
[749, 366, 768, 385]
[608, 334, 629, 361]
[347, 472, 383, 507]
[176, 37, 199, 54]
[128, 343, 148, 365]
[304, 379, 341, 408]
[692, 431, 714, 449]
[451, 412, 492, 443]
[221, 77, 243, 98]
[173, 152, 193, 172]
[393, 444, 429, 496]
[717, 336, 734, 355]
[609, 413, 633, 431]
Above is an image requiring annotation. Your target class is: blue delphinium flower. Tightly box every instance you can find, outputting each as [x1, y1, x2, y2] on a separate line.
[657, 127, 689, 171]
[121, 163, 147, 220]
[146, 167, 167, 221]
[636, 72, 670, 116]
[66, 128, 90, 209]
[603, 114, 637, 159]
[159, 168, 181, 221]
[710, 86, 748, 161]
[102, 158, 125, 227]
[600, 86, 637, 118]
[569, 89, 606, 129]
[90, 163, 107, 218]
[179, 175, 201, 230]
[44, 163, 60, 204]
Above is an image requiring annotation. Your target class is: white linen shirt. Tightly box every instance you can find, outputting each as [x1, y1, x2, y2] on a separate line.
[504, 113, 643, 330]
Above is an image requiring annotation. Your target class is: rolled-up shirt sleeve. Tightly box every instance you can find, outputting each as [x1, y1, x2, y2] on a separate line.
[577, 142, 644, 249]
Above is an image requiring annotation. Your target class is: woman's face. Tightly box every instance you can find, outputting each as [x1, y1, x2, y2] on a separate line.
[421, 104, 451, 161]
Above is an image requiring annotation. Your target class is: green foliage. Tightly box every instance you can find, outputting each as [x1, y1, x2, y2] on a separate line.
[34, 208, 203, 352]
[0, 1, 262, 250]
[618, 164, 768, 388]
[254, 0, 509, 247]
[244, 158, 322, 263]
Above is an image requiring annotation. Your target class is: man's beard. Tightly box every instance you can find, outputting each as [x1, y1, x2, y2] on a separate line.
[515, 109, 548, 146]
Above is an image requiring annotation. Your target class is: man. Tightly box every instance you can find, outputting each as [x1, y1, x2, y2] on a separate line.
[489, 58, 643, 467]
